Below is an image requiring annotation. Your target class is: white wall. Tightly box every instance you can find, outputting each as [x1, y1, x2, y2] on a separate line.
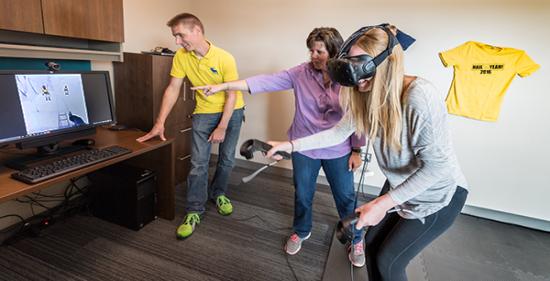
[184, 0, 550, 222]
[93, 0, 191, 71]
[4, 0, 548, 231]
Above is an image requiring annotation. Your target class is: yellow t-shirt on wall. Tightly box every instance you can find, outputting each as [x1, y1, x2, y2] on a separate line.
[170, 41, 245, 114]
[439, 41, 539, 121]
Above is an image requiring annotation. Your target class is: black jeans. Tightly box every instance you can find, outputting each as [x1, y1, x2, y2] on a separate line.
[364, 182, 468, 281]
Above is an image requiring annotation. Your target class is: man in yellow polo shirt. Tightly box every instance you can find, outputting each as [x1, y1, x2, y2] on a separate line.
[137, 13, 245, 239]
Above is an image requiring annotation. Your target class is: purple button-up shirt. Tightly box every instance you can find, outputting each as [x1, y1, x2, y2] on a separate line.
[246, 62, 365, 159]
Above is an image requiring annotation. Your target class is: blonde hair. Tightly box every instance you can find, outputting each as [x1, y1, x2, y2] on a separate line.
[339, 26, 405, 151]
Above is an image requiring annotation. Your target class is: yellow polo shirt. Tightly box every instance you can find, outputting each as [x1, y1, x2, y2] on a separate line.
[170, 42, 245, 114]
[440, 41, 539, 121]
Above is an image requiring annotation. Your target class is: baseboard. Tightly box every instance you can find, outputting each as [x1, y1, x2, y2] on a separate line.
[461, 205, 550, 232]
[229, 156, 550, 232]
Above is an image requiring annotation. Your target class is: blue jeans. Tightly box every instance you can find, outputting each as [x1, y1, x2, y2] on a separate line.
[292, 152, 364, 244]
[185, 108, 244, 214]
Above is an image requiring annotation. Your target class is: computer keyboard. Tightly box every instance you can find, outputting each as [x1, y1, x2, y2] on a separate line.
[11, 145, 132, 184]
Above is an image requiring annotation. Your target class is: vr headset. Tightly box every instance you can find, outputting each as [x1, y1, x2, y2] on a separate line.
[327, 24, 399, 87]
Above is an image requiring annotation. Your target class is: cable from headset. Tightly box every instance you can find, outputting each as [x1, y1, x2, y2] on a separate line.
[231, 140, 374, 281]
[353, 139, 372, 208]
[348, 138, 371, 281]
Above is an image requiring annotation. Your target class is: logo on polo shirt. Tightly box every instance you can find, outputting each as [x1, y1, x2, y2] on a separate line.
[210, 67, 219, 74]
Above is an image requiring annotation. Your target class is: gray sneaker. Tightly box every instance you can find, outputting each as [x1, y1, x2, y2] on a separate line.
[348, 240, 366, 267]
[285, 232, 311, 255]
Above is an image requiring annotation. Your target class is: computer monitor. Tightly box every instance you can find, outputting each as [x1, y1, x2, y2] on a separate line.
[0, 70, 115, 168]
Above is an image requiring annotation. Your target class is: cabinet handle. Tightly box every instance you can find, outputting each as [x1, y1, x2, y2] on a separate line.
[179, 128, 192, 133]
[178, 155, 191, 161]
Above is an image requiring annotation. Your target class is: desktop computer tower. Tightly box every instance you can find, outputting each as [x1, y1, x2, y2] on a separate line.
[89, 164, 157, 230]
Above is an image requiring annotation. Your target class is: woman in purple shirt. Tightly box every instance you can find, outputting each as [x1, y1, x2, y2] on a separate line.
[193, 28, 366, 267]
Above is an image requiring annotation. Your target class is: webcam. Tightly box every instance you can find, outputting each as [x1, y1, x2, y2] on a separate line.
[45, 61, 61, 72]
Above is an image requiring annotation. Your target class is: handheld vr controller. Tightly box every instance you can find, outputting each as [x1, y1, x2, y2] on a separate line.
[336, 208, 411, 244]
[336, 213, 365, 244]
[239, 139, 291, 183]
[240, 139, 291, 160]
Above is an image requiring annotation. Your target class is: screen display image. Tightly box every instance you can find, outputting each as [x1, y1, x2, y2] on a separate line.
[0, 71, 115, 147]
[16, 74, 89, 135]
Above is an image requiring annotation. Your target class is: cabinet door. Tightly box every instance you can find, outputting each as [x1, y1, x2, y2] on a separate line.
[152, 55, 178, 129]
[114, 53, 154, 132]
[173, 79, 196, 128]
[41, 0, 124, 42]
[0, 0, 43, 33]
[174, 126, 192, 185]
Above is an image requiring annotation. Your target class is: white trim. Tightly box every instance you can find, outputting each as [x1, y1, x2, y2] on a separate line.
[0, 43, 122, 62]
[356, 184, 550, 232]
[231, 157, 550, 232]
[461, 205, 550, 232]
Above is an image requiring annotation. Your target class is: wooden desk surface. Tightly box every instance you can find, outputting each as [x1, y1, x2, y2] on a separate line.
[0, 127, 174, 204]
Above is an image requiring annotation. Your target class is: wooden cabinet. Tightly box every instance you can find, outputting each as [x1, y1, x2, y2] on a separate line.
[0, 0, 124, 42]
[114, 53, 195, 185]
[0, 0, 44, 33]
[41, 0, 124, 42]
[174, 127, 192, 184]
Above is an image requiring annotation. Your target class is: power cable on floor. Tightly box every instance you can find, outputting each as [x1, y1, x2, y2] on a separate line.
[231, 214, 299, 281]
[233, 140, 374, 281]
[350, 139, 372, 281]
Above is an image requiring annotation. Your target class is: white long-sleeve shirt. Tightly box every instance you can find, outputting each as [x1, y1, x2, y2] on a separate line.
[293, 78, 468, 219]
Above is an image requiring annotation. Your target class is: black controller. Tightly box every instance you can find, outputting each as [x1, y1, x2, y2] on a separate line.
[336, 213, 363, 244]
[240, 139, 292, 160]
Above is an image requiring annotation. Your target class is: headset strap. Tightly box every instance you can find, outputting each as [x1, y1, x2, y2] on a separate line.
[338, 23, 400, 59]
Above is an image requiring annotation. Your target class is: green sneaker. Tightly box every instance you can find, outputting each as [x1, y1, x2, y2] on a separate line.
[215, 195, 233, 216]
[176, 212, 200, 239]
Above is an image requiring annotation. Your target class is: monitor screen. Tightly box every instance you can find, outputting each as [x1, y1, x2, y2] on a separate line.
[0, 71, 115, 146]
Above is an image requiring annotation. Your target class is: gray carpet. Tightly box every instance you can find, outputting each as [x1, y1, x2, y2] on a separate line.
[1, 163, 549, 281]
[0, 165, 342, 281]
[323, 207, 550, 281]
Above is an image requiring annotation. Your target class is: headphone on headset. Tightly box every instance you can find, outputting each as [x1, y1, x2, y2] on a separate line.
[327, 24, 400, 87]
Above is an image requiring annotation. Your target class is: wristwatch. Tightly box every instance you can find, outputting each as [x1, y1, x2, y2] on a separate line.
[351, 147, 362, 153]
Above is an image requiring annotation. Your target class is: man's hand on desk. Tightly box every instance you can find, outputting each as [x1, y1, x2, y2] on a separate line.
[136, 123, 166, 142]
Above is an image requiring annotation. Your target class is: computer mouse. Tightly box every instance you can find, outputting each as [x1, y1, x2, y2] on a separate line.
[72, 138, 96, 146]
[108, 124, 128, 131]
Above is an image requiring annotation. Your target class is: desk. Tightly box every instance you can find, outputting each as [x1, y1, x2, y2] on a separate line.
[0, 127, 176, 220]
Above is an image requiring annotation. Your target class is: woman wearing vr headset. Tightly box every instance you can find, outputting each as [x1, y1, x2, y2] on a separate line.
[266, 25, 468, 281]
[192, 27, 367, 266]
